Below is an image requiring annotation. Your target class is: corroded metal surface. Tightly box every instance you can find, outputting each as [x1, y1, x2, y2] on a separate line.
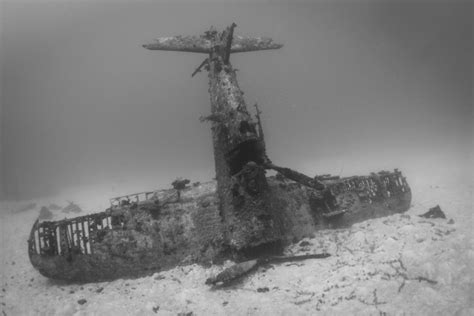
[28, 24, 412, 282]
[142, 34, 282, 54]
[28, 170, 410, 282]
[146, 24, 286, 251]
[29, 190, 224, 282]
[309, 169, 411, 227]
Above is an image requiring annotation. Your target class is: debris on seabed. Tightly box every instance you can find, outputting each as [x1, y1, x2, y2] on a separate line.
[419, 205, 446, 219]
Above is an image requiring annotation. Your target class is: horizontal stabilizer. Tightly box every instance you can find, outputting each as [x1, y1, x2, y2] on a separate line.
[231, 36, 283, 53]
[143, 35, 283, 53]
[143, 36, 211, 53]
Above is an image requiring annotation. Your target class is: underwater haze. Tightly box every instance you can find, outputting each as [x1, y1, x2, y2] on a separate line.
[1, 0, 472, 200]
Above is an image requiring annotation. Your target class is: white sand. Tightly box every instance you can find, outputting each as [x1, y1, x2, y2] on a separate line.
[1, 165, 472, 315]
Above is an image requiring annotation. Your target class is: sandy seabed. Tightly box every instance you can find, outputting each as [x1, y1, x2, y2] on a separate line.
[1, 166, 472, 316]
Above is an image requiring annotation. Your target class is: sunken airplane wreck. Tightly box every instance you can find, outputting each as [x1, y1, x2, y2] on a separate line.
[28, 24, 411, 283]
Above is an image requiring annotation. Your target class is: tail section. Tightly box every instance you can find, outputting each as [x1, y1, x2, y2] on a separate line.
[143, 35, 282, 54]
